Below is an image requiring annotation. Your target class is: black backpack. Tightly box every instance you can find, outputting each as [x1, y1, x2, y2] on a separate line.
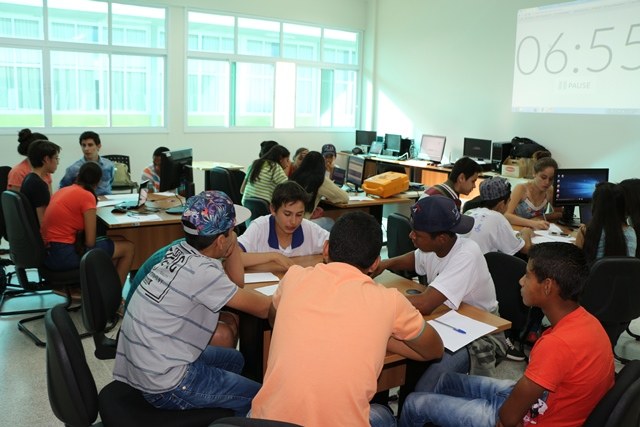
[510, 137, 547, 158]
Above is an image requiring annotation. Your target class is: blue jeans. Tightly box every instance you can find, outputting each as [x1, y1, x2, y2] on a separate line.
[414, 347, 470, 392]
[370, 403, 396, 427]
[399, 373, 516, 427]
[143, 346, 260, 415]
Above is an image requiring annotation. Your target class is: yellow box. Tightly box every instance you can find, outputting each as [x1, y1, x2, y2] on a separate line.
[362, 172, 409, 198]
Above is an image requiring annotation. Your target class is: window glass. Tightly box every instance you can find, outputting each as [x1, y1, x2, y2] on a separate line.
[187, 59, 230, 127]
[0, 47, 44, 127]
[0, 0, 43, 39]
[238, 17, 279, 57]
[48, 0, 107, 44]
[283, 23, 320, 61]
[112, 55, 164, 126]
[323, 29, 358, 65]
[112, 3, 165, 48]
[235, 62, 274, 126]
[188, 12, 234, 54]
[295, 66, 320, 127]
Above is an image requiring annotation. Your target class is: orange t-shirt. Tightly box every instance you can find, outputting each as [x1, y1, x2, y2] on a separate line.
[8, 158, 52, 189]
[251, 263, 426, 427]
[42, 184, 96, 244]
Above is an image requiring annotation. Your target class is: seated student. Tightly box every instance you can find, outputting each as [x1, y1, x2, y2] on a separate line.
[288, 146, 308, 177]
[423, 157, 482, 211]
[321, 143, 337, 179]
[241, 145, 290, 205]
[251, 211, 444, 426]
[59, 131, 114, 196]
[575, 182, 637, 264]
[141, 146, 169, 192]
[373, 196, 503, 390]
[238, 181, 329, 256]
[113, 191, 272, 415]
[620, 178, 640, 257]
[8, 128, 50, 191]
[42, 162, 134, 287]
[505, 151, 562, 230]
[20, 139, 61, 226]
[461, 176, 533, 256]
[259, 140, 279, 158]
[399, 242, 615, 427]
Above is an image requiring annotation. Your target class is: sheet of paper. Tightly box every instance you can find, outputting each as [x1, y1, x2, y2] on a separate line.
[244, 272, 280, 284]
[427, 310, 497, 352]
[111, 213, 163, 224]
[533, 224, 575, 243]
[349, 195, 372, 201]
[97, 200, 122, 208]
[254, 284, 279, 296]
[102, 194, 138, 201]
[154, 191, 178, 197]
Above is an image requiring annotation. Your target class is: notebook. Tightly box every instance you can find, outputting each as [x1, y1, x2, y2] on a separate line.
[116, 180, 150, 210]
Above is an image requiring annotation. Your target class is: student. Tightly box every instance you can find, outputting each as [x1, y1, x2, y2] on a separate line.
[259, 140, 279, 158]
[238, 181, 329, 256]
[42, 162, 134, 286]
[399, 242, 615, 427]
[290, 150, 348, 230]
[59, 131, 114, 196]
[241, 145, 290, 205]
[141, 146, 169, 192]
[7, 128, 50, 191]
[288, 146, 308, 177]
[505, 151, 562, 230]
[251, 211, 444, 426]
[575, 182, 637, 264]
[321, 143, 337, 178]
[373, 196, 502, 390]
[423, 157, 482, 211]
[20, 139, 61, 226]
[113, 191, 271, 415]
[620, 178, 640, 257]
[461, 176, 533, 256]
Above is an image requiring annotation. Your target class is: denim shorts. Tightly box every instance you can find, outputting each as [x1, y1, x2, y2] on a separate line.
[44, 236, 114, 271]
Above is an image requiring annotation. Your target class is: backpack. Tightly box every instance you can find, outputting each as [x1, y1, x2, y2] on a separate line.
[112, 161, 134, 187]
[510, 137, 547, 158]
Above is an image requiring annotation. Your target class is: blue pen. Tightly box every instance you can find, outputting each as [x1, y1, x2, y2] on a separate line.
[433, 319, 466, 334]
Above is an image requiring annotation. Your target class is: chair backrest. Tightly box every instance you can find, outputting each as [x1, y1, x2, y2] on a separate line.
[484, 252, 528, 334]
[207, 167, 245, 205]
[0, 166, 11, 241]
[45, 305, 100, 426]
[211, 417, 303, 427]
[581, 256, 640, 346]
[102, 154, 130, 170]
[243, 197, 271, 222]
[386, 213, 414, 258]
[584, 359, 640, 426]
[1, 190, 46, 269]
[462, 195, 482, 213]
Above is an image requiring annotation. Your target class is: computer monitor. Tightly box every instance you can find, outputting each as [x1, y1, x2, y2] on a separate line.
[417, 134, 446, 163]
[385, 134, 402, 153]
[463, 138, 492, 163]
[346, 155, 365, 192]
[355, 130, 377, 147]
[553, 168, 609, 227]
[331, 165, 346, 187]
[159, 148, 195, 198]
[369, 140, 384, 155]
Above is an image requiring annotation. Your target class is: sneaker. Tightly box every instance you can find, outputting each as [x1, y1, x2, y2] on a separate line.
[505, 337, 526, 361]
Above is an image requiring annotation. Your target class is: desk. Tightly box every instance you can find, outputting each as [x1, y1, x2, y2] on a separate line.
[239, 256, 511, 391]
[319, 195, 413, 224]
[98, 194, 184, 270]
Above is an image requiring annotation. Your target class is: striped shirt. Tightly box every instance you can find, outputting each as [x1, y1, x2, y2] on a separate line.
[241, 162, 288, 205]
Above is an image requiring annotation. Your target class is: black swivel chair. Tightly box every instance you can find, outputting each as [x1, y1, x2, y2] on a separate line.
[0, 165, 11, 252]
[45, 304, 233, 427]
[102, 154, 138, 193]
[243, 197, 271, 224]
[210, 418, 302, 427]
[584, 360, 640, 427]
[206, 167, 245, 205]
[580, 256, 640, 363]
[386, 213, 419, 280]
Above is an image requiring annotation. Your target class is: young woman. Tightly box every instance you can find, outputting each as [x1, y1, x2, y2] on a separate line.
[575, 182, 637, 264]
[620, 178, 640, 257]
[288, 147, 309, 177]
[42, 162, 134, 286]
[241, 145, 291, 205]
[7, 128, 50, 191]
[505, 151, 562, 230]
[290, 151, 348, 229]
[20, 140, 61, 226]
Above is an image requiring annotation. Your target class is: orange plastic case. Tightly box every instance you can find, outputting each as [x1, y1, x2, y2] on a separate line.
[362, 172, 409, 198]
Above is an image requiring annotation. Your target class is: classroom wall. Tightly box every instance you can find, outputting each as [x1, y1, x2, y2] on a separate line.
[369, 0, 639, 182]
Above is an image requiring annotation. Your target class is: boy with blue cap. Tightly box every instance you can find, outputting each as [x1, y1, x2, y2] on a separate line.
[114, 191, 271, 415]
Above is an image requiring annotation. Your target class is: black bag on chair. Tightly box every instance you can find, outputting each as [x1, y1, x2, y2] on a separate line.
[510, 137, 547, 158]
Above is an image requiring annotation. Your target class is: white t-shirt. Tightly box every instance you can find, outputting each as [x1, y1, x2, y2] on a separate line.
[414, 237, 498, 312]
[237, 214, 329, 256]
[460, 207, 525, 255]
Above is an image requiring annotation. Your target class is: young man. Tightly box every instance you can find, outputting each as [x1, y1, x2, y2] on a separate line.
[461, 176, 533, 256]
[374, 195, 502, 391]
[59, 130, 114, 195]
[20, 139, 61, 225]
[113, 191, 272, 415]
[238, 181, 329, 256]
[251, 211, 444, 426]
[399, 242, 615, 427]
[322, 143, 337, 178]
[423, 157, 482, 211]
[141, 146, 169, 192]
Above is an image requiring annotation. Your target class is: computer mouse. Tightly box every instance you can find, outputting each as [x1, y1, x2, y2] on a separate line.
[406, 289, 422, 295]
[111, 207, 127, 214]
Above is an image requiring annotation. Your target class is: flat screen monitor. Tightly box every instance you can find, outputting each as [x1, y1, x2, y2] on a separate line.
[463, 138, 492, 162]
[385, 134, 402, 153]
[553, 168, 609, 227]
[346, 155, 365, 192]
[369, 140, 384, 155]
[417, 134, 446, 163]
[355, 130, 377, 147]
[159, 148, 195, 199]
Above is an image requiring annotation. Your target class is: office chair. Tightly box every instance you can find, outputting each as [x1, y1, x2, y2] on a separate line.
[0, 166, 10, 250]
[45, 304, 234, 427]
[581, 256, 640, 363]
[1, 190, 80, 346]
[243, 197, 271, 224]
[210, 418, 302, 427]
[206, 167, 245, 205]
[103, 154, 138, 193]
[461, 195, 482, 213]
[584, 360, 640, 427]
[386, 213, 419, 280]
[80, 249, 121, 360]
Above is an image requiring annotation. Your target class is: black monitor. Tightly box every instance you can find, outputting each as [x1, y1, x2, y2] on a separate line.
[355, 130, 377, 147]
[159, 148, 195, 198]
[346, 155, 365, 192]
[385, 134, 402, 153]
[463, 137, 492, 162]
[417, 134, 446, 163]
[553, 168, 609, 227]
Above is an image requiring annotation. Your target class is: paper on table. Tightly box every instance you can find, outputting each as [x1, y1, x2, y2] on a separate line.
[111, 213, 163, 223]
[427, 310, 497, 352]
[533, 223, 575, 243]
[97, 200, 122, 208]
[101, 194, 138, 201]
[254, 284, 279, 296]
[244, 272, 280, 284]
[349, 195, 372, 201]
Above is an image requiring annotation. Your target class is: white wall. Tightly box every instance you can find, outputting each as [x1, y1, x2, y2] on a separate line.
[369, 0, 639, 181]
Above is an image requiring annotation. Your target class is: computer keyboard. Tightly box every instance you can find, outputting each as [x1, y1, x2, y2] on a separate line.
[373, 154, 400, 161]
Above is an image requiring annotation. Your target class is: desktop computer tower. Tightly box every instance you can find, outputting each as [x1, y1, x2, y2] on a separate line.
[399, 138, 412, 157]
[491, 141, 513, 171]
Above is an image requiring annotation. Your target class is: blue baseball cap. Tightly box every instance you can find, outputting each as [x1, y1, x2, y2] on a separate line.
[181, 191, 251, 236]
[410, 196, 474, 234]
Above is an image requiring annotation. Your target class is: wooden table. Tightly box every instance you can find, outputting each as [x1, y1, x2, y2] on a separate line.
[320, 195, 413, 224]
